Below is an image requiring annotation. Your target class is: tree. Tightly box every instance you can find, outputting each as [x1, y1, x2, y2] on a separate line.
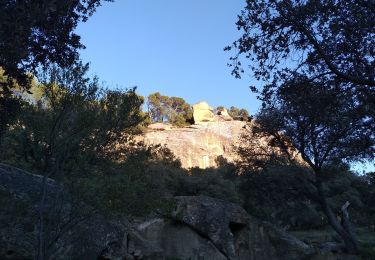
[245, 76, 374, 253]
[147, 92, 168, 123]
[147, 92, 192, 126]
[168, 96, 193, 126]
[227, 2, 374, 252]
[226, 0, 375, 108]
[0, 62, 145, 259]
[0, 68, 22, 145]
[0, 0, 112, 144]
[0, 0, 112, 90]
[228, 106, 251, 121]
[2, 62, 145, 174]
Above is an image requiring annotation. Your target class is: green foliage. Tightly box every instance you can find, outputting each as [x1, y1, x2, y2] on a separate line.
[72, 144, 179, 216]
[73, 147, 242, 217]
[227, 106, 251, 121]
[227, 0, 375, 91]
[0, 0, 108, 167]
[0, 63, 145, 177]
[172, 166, 240, 204]
[0, 0, 111, 148]
[254, 76, 373, 173]
[75, 168, 170, 217]
[238, 165, 323, 229]
[0, 0, 112, 91]
[0, 68, 22, 144]
[237, 164, 374, 230]
[147, 92, 193, 126]
[215, 106, 251, 121]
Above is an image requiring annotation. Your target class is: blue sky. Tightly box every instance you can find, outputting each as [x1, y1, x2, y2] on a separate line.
[75, 0, 261, 114]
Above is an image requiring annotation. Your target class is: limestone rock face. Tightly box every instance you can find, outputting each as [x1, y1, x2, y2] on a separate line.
[143, 121, 247, 169]
[193, 101, 215, 123]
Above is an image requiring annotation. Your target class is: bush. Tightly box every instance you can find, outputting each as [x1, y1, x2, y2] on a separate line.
[238, 165, 324, 229]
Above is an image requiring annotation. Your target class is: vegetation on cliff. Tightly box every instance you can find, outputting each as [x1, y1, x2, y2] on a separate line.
[147, 92, 193, 127]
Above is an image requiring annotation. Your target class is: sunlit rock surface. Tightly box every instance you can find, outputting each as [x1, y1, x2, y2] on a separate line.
[143, 121, 247, 169]
[192, 101, 216, 123]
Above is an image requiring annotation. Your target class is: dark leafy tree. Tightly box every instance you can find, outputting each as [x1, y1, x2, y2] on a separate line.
[0, 68, 22, 145]
[238, 165, 322, 229]
[226, 0, 375, 106]
[245, 75, 374, 253]
[0, 0, 112, 144]
[1, 62, 145, 259]
[2, 63, 145, 175]
[0, 0, 112, 90]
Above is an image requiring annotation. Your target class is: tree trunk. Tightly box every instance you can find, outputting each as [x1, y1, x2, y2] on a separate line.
[315, 176, 359, 254]
[37, 175, 48, 260]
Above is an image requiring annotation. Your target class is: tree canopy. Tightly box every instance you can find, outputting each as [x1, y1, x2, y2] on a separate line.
[0, 0, 111, 90]
[254, 75, 374, 172]
[226, 0, 375, 104]
[228, 106, 251, 121]
[1, 62, 145, 175]
[147, 92, 193, 126]
[243, 75, 374, 253]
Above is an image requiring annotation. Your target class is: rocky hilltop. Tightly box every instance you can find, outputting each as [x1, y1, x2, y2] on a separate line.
[142, 101, 249, 169]
[143, 121, 247, 169]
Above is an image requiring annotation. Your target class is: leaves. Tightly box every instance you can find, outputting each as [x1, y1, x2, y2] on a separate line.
[227, 0, 375, 97]
[147, 92, 193, 126]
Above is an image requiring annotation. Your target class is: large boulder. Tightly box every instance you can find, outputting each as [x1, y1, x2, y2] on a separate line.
[166, 196, 316, 260]
[216, 107, 233, 121]
[137, 218, 227, 260]
[193, 101, 215, 123]
[171, 196, 248, 259]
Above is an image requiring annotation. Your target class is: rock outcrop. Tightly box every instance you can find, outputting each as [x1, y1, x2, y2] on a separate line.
[171, 196, 249, 259]
[132, 196, 317, 260]
[142, 106, 303, 169]
[143, 120, 247, 168]
[192, 101, 215, 123]
[140, 102, 253, 169]
[216, 107, 233, 121]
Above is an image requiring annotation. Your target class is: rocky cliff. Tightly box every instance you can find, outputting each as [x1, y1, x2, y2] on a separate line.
[141, 101, 303, 169]
[143, 120, 248, 169]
